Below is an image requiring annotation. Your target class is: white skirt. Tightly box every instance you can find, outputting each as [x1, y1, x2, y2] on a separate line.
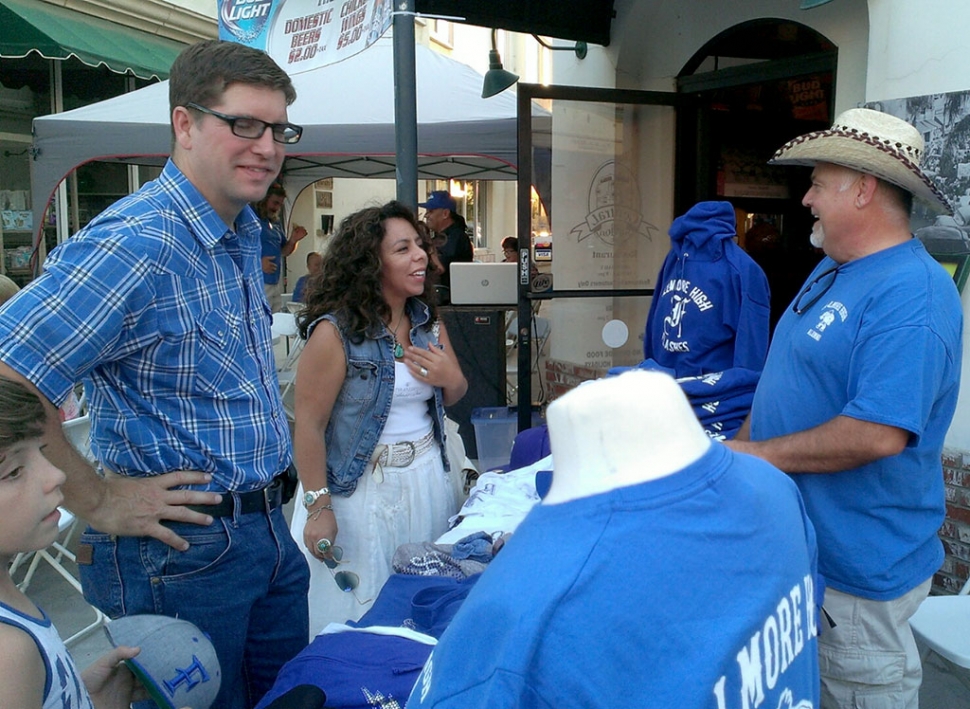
[289, 443, 458, 639]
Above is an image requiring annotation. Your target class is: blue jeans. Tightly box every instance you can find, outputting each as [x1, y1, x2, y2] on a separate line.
[79, 503, 310, 709]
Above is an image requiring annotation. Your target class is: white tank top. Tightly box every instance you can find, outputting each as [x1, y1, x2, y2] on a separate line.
[0, 600, 94, 709]
[380, 362, 435, 443]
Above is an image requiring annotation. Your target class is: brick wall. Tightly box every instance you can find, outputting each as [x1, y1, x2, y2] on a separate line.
[939, 449, 970, 594]
[543, 357, 607, 403]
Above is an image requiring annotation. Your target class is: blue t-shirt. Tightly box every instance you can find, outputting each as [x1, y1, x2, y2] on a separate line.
[260, 217, 286, 286]
[750, 239, 962, 600]
[292, 275, 309, 303]
[407, 443, 820, 709]
[257, 630, 432, 709]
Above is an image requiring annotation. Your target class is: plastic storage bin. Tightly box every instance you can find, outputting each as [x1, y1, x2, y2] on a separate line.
[471, 406, 541, 472]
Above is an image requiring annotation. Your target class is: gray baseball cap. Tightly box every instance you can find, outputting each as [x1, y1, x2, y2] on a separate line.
[104, 614, 222, 709]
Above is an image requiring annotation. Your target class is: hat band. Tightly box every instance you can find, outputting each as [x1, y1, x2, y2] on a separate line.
[774, 127, 922, 167]
[773, 128, 949, 209]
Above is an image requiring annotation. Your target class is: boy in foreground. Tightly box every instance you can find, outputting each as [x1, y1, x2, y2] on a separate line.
[0, 376, 144, 709]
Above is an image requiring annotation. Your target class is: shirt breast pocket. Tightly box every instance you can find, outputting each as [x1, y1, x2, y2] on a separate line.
[193, 309, 244, 398]
[340, 359, 379, 404]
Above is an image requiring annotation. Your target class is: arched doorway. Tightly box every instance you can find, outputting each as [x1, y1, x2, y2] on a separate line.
[676, 19, 836, 329]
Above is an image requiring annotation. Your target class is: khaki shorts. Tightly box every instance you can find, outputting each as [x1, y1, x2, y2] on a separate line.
[818, 578, 931, 709]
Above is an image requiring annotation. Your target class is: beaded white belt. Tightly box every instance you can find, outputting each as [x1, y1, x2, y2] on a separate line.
[371, 430, 436, 471]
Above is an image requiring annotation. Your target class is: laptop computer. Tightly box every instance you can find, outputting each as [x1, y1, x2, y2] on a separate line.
[448, 262, 519, 306]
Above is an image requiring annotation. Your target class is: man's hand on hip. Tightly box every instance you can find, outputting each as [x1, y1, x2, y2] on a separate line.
[92, 471, 222, 551]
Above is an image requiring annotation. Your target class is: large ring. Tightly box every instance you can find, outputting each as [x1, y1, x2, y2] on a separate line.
[419, 366, 429, 378]
[315, 538, 332, 554]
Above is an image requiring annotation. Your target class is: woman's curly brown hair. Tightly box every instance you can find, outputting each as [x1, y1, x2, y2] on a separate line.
[297, 201, 439, 340]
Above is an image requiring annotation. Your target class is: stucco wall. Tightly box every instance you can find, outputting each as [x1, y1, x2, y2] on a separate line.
[608, 0, 868, 115]
[865, 0, 970, 452]
[866, 0, 970, 101]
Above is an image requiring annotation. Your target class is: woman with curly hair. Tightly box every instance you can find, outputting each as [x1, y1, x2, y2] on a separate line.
[290, 200, 467, 635]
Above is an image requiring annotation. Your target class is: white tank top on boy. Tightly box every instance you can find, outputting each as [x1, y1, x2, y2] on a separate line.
[0, 601, 94, 709]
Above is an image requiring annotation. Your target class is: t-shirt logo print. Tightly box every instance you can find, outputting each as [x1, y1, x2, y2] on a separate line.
[663, 295, 690, 352]
[807, 302, 846, 343]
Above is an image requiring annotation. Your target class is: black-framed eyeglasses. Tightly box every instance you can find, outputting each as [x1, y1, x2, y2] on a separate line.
[792, 266, 839, 315]
[185, 102, 303, 144]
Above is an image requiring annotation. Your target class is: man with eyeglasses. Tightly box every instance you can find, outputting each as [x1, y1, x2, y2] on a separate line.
[0, 40, 310, 709]
[727, 108, 962, 709]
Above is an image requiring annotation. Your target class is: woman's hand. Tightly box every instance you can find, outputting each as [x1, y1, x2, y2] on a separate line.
[405, 343, 459, 388]
[303, 507, 339, 563]
[405, 320, 467, 405]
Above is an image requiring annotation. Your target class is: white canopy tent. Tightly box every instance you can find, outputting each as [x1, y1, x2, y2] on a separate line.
[29, 39, 541, 239]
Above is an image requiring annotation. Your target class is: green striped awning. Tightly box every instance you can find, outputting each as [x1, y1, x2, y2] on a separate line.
[0, 0, 187, 80]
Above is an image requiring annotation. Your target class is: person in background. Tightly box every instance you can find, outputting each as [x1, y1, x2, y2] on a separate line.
[501, 235, 518, 262]
[417, 221, 445, 277]
[418, 190, 473, 303]
[727, 108, 962, 708]
[290, 201, 467, 638]
[0, 376, 146, 709]
[292, 250, 322, 304]
[255, 181, 308, 312]
[0, 39, 311, 709]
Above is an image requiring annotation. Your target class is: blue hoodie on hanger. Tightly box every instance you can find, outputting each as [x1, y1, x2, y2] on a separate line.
[643, 201, 770, 376]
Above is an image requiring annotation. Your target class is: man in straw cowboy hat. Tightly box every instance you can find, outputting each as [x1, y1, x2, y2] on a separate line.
[728, 107, 962, 708]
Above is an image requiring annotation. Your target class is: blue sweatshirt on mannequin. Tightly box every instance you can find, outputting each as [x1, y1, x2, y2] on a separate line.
[643, 201, 770, 376]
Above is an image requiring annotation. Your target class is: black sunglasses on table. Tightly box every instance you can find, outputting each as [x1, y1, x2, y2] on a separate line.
[186, 102, 303, 144]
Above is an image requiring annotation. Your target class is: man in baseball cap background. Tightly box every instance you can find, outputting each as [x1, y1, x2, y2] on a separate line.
[419, 190, 473, 302]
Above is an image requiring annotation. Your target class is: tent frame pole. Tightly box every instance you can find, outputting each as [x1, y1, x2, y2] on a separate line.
[393, 0, 418, 210]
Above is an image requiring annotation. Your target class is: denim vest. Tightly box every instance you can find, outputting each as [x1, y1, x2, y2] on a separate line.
[310, 298, 448, 495]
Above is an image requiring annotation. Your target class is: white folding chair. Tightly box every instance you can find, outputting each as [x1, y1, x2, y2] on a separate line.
[12, 414, 107, 646]
[272, 312, 304, 421]
[910, 576, 970, 690]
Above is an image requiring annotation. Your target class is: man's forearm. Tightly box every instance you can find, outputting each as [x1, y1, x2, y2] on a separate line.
[726, 415, 908, 474]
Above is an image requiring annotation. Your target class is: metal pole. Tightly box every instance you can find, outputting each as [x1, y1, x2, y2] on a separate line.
[393, 0, 418, 209]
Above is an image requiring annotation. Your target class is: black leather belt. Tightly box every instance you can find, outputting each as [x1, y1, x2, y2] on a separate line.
[188, 477, 284, 518]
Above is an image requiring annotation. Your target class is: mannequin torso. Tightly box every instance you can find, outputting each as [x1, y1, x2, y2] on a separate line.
[543, 370, 711, 504]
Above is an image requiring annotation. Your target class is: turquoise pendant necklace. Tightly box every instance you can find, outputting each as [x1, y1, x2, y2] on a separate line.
[390, 312, 405, 359]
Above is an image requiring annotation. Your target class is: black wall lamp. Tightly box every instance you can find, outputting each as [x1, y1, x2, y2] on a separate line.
[482, 30, 588, 98]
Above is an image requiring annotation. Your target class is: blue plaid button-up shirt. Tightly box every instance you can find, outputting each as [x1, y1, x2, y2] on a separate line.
[0, 161, 291, 492]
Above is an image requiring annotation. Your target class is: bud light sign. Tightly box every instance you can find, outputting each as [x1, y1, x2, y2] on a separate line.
[218, 0, 392, 74]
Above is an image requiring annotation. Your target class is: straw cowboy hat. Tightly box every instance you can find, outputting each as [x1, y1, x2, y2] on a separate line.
[770, 107, 951, 214]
